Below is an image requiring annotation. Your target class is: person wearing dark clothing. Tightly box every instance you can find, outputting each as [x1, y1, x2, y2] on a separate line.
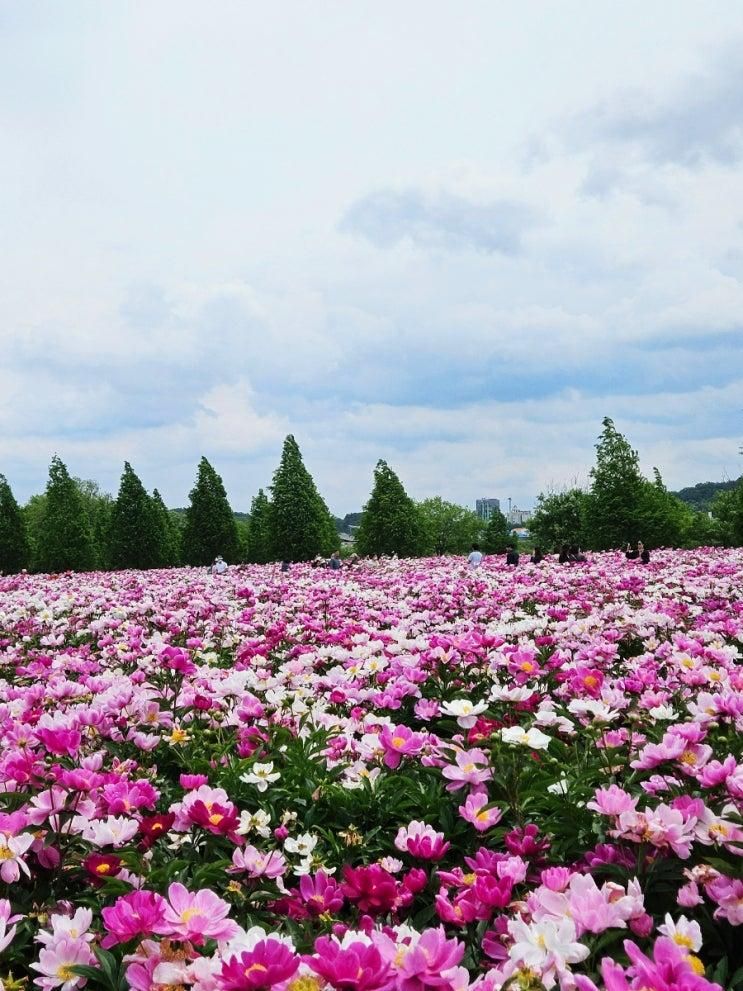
[639, 542, 650, 564]
[558, 544, 570, 564]
[530, 547, 544, 564]
[625, 542, 640, 560]
[281, 561, 291, 572]
[505, 544, 520, 566]
[329, 551, 342, 571]
[569, 545, 587, 562]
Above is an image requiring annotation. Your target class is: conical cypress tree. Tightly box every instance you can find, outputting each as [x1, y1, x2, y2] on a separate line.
[107, 463, 161, 570]
[355, 460, 424, 558]
[246, 489, 273, 563]
[151, 489, 180, 567]
[268, 436, 338, 561]
[0, 474, 30, 573]
[181, 457, 240, 565]
[37, 456, 96, 573]
[584, 417, 645, 550]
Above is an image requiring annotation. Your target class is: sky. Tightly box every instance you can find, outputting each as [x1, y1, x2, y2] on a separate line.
[2, 1, 743, 515]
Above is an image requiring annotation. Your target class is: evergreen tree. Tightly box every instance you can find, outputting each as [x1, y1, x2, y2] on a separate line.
[268, 436, 338, 561]
[246, 489, 273, 563]
[151, 489, 181, 566]
[712, 479, 743, 547]
[181, 457, 240, 566]
[636, 468, 688, 549]
[36, 456, 96, 573]
[418, 497, 482, 555]
[584, 418, 645, 550]
[107, 463, 161, 570]
[529, 488, 587, 551]
[0, 474, 30, 573]
[482, 507, 512, 554]
[355, 460, 424, 558]
[74, 478, 113, 569]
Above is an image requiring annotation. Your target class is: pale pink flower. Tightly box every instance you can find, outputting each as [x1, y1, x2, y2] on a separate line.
[441, 749, 492, 791]
[163, 882, 239, 944]
[458, 792, 504, 832]
[229, 844, 287, 879]
[0, 832, 34, 882]
[586, 784, 637, 816]
[30, 935, 96, 991]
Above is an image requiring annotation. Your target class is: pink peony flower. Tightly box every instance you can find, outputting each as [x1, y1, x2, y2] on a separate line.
[307, 936, 392, 991]
[458, 792, 503, 832]
[441, 749, 492, 792]
[30, 935, 96, 991]
[379, 725, 426, 769]
[230, 845, 287, 879]
[299, 870, 345, 916]
[587, 784, 638, 816]
[163, 882, 239, 944]
[395, 821, 451, 861]
[100, 890, 171, 948]
[218, 939, 299, 990]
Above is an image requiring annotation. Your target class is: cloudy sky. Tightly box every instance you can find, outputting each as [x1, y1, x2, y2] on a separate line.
[2, 1, 743, 514]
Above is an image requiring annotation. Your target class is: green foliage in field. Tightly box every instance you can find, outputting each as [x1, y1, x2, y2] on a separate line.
[0, 473, 30, 573]
[355, 460, 424, 558]
[33, 456, 97, 572]
[268, 435, 338, 562]
[181, 457, 240, 566]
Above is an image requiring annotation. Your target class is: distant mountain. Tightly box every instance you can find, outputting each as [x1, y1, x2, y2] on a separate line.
[671, 478, 741, 513]
[335, 512, 363, 533]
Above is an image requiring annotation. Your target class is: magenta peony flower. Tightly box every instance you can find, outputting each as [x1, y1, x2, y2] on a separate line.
[100, 890, 171, 948]
[306, 936, 392, 991]
[379, 725, 425, 769]
[219, 939, 299, 990]
[299, 870, 345, 916]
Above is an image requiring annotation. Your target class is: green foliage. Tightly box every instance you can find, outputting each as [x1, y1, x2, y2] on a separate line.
[712, 480, 743, 547]
[72, 478, 114, 569]
[35, 456, 97, 572]
[181, 457, 240, 566]
[584, 417, 646, 550]
[355, 460, 424, 558]
[267, 436, 338, 561]
[417, 497, 482, 555]
[672, 476, 742, 513]
[246, 488, 273, 563]
[634, 468, 690, 549]
[0, 473, 30, 573]
[107, 463, 162, 570]
[482, 507, 511, 554]
[151, 489, 181, 566]
[529, 488, 587, 551]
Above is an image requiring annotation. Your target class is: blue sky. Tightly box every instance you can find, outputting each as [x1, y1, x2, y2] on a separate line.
[2, 1, 743, 514]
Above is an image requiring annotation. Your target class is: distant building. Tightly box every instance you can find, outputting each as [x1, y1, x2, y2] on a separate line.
[506, 506, 532, 526]
[510, 526, 530, 540]
[476, 498, 501, 521]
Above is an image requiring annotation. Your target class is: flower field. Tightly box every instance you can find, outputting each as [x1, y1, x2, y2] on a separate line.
[0, 551, 742, 991]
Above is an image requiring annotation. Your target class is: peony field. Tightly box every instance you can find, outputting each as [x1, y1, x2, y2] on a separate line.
[0, 550, 742, 991]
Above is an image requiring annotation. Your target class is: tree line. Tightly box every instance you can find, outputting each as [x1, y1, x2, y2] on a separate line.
[1, 419, 742, 574]
[527, 418, 743, 551]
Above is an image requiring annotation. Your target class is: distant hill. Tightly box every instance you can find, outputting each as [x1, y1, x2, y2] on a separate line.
[334, 512, 363, 533]
[671, 478, 741, 513]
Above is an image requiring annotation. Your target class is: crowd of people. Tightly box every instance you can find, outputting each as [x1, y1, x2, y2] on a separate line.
[467, 540, 651, 569]
[207, 541, 652, 575]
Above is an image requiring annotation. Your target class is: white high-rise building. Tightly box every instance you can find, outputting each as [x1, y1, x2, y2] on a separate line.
[475, 498, 501, 521]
